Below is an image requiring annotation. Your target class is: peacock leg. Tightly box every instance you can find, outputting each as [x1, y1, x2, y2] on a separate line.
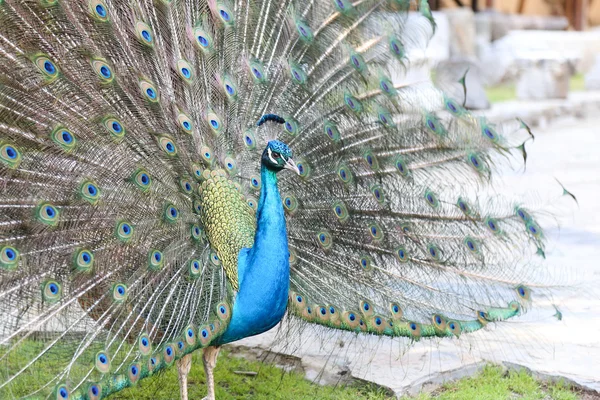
[177, 353, 192, 400]
[202, 346, 221, 400]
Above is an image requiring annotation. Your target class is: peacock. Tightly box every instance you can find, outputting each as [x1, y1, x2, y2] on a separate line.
[0, 0, 573, 399]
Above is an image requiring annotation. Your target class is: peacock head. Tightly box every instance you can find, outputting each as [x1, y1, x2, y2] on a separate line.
[261, 140, 300, 174]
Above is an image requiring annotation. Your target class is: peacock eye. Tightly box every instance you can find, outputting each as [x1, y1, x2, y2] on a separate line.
[272, 152, 281, 159]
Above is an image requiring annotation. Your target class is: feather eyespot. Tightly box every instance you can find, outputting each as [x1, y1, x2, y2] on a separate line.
[73, 248, 94, 271]
[200, 146, 213, 163]
[368, 222, 384, 241]
[197, 35, 209, 47]
[36, 202, 59, 226]
[176, 59, 194, 82]
[179, 178, 193, 194]
[250, 175, 261, 190]
[91, 59, 114, 82]
[193, 200, 202, 214]
[103, 117, 125, 140]
[323, 121, 340, 142]
[290, 63, 307, 84]
[50, 127, 76, 152]
[425, 114, 445, 136]
[332, 201, 349, 222]
[42, 280, 61, 302]
[218, 4, 234, 24]
[0, 246, 20, 270]
[189, 260, 201, 277]
[138, 334, 151, 355]
[485, 217, 500, 234]
[427, 243, 442, 261]
[344, 93, 362, 112]
[349, 53, 366, 73]
[394, 156, 410, 177]
[175, 113, 193, 134]
[223, 156, 237, 174]
[444, 96, 465, 115]
[148, 250, 163, 270]
[336, 164, 353, 183]
[389, 37, 405, 59]
[33, 54, 59, 81]
[249, 61, 266, 82]
[112, 283, 127, 302]
[133, 169, 151, 191]
[0, 143, 22, 169]
[80, 180, 100, 204]
[432, 314, 446, 330]
[95, 351, 111, 373]
[88, 383, 102, 400]
[424, 190, 439, 208]
[464, 237, 480, 254]
[317, 231, 332, 249]
[456, 197, 472, 215]
[187, 327, 195, 338]
[163, 345, 175, 363]
[371, 185, 385, 204]
[216, 302, 230, 320]
[55, 385, 69, 400]
[140, 81, 159, 102]
[376, 105, 395, 128]
[395, 246, 409, 263]
[359, 255, 373, 272]
[158, 136, 177, 156]
[362, 149, 379, 170]
[283, 195, 298, 213]
[164, 204, 180, 223]
[516, 285, 531, 300]
[191, 224, 202, 241]
[515, 207, 531, 222]
[283, 118, 299, 136]
[89, 0, 109, 22]
[243, 131, 256, 149]
[135, 21, 154, 46]
[296, 159, 310, 178]
[390, 303, 403, 319]
[296, 20, 313, 41]
[199, 325, 212, 345]
[360, 300, 373, 316]
[481, 123, 498, 142]
[209, 252, 221, 266]
[526, 221, 542, 238]
[380, 77, 396, 96]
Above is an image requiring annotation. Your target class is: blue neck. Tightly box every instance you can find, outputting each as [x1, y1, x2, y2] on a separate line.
[217, 165, 290, 344]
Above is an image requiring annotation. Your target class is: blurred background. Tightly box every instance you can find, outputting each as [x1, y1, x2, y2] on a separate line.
[417, 0, 600, 108]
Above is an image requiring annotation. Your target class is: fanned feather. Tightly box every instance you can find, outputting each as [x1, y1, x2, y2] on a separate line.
[0, 0, 570, 398]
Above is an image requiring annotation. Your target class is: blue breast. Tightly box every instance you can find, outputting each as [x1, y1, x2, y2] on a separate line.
[216, 166, 290, 344]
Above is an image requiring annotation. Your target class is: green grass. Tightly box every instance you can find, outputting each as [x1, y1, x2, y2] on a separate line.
[570, 73, 585, 92]
[2, 340, 588, 399]
[412, 365, 579, 400]
[485, 83, 517, 104]
[485, 74, 587, 104]
[114, 348, 390, 400]
[116, 353, 582, 400]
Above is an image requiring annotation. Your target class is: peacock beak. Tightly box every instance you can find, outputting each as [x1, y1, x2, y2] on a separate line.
[283, 157, 301, 175]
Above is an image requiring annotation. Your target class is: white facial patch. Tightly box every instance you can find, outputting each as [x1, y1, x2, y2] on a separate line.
[267, 147, 278, 164]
